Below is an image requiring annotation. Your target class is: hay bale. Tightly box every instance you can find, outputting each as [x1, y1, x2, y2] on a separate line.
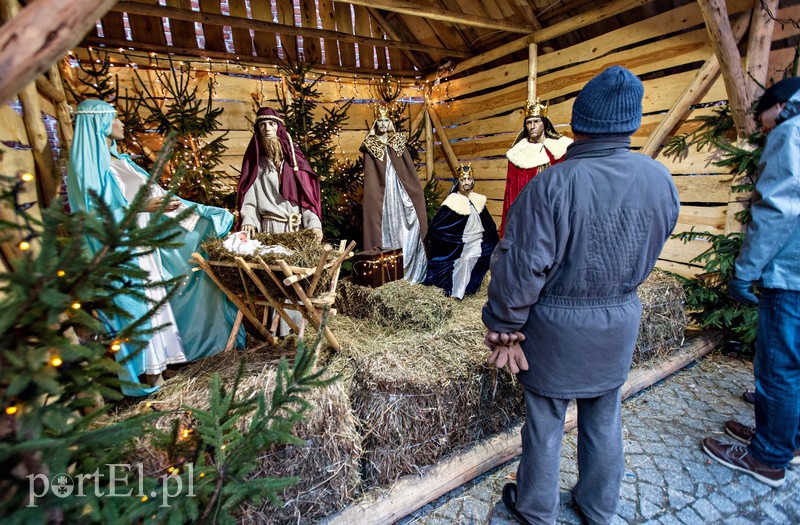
[337, 279, 453, 330]
[634, 270, 687, 365]
[108, 349, 362, 524]
[201, 229, 336, 301]
[329, 286, 524, 486]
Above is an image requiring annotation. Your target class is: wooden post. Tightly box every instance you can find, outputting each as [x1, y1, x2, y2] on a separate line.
[745, 0, 778, 102]
[641, 13, 751, 157]
[697, 0, 757, 138]
[428, 105, 460, 177]
[48, 62, 74, 152]
[0, 0, 58, 207]
[0, 0, 119, 104]
[425, 107, 435, 181]
[527, 43, 538, 104]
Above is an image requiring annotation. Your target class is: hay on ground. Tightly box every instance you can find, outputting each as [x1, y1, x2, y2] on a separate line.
[634, 271, 687, 365]
[328, 280, 524, 486]
[107, 348, 361, 525]
[336, 278, 453, 330]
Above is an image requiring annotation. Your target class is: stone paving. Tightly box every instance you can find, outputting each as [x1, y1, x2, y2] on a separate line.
[396, 352, 800, 525]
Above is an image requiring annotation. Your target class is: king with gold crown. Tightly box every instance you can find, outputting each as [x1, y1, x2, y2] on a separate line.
[360, 103, 429, 284]
[501, 98, 573, 236]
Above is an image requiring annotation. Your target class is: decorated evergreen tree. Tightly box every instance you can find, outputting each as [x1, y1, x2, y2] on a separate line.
[276, 60, 362, 244]
[0, 149, 330, 522]
[133, 56, 233, 209]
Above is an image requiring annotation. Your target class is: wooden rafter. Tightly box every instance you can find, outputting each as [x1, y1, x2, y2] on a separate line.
[746, 0, 778, 101]
[426, 0, 654, 80]
[336, 0, 533, 33]
[110, 1, 468, 58]
[367, 8, 425, 71]
[80, 38, 420, 77]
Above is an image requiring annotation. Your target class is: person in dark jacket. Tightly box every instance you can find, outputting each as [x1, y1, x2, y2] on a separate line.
[424, 164, 499, 299]
[702, 77, 800, 489]
[482, 66, 680, 524]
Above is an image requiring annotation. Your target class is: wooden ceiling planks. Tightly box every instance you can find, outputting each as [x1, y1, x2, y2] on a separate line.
[298, 0, 320, 64]
[227, 0, 254, 57]
[126, 0, 167, 48]
[248, 0, 279, 61]
[99, 10, 129, 42]
[164, 0, 199, 50]
[352, 6, 375, 70]
[198, 0, 226, 53]
[275, 0, 299, 63]
[334, 3, 357, 68]
[318, 0, 340, 67]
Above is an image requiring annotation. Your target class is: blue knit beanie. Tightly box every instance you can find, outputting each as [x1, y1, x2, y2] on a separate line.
[571, 66, 644, 136]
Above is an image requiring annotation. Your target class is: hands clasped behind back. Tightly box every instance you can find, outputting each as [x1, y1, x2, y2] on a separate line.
[485, 330, 529, 374]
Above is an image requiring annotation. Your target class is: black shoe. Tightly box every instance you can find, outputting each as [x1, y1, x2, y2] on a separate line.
[743, 390, 756, 404]
[502, 483, 532, 525]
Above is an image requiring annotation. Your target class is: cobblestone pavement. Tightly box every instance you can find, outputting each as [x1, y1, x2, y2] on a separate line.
[396, 352, 800, 525]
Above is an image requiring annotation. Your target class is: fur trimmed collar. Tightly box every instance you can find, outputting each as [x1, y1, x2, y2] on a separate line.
[506, 135, 572, 169]
[362, 132, 407, 161]
[442, 191, 487, 216]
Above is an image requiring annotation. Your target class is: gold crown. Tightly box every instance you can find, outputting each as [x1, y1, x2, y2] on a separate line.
[373, 104, 391, 120]
[523, 98, 549, 119]
[458, 163, 473, 177]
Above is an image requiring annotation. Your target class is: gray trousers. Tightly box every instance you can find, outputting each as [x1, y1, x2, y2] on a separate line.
[516, 387, 624, 525]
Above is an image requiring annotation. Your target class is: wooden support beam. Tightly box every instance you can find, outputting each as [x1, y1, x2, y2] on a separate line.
[697, 0, 757, 138]
[746, 0, 778, 102]
[641, 13, 750, 157]
[527, 43, 537, 104]
[0, 0, 118, 104]
[321, 332, 721, 525]
[111, 1, 467, 58]
[48, 61, 74, 152]
[428, 105, 460, 177]
[0, 0, 58, 206]
[426, 0, 654, 81]
[425, 108, 434, 181]
[337, 0, 532, 33]
[35, 76, 66, 103]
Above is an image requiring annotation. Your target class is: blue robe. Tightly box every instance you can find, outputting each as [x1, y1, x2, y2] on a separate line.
[67, 99, 244, 396]
[424, 192, 498, 298]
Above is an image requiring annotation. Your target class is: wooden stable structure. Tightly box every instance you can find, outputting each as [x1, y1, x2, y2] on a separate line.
[190, 240, 356, 350]
[0, 0, 798, 273]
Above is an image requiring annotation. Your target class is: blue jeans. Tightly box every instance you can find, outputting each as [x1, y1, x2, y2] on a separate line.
[749, 287, 800, 468]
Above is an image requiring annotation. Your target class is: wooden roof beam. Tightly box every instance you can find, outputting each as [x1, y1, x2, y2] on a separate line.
[0, 0, 118, 104]
[80, 38, 421, 78]
[426, 0, 655, 81]
[366, 8, 425, 71]
[336, 0, 533, 33]
[111, 1, 468, 58]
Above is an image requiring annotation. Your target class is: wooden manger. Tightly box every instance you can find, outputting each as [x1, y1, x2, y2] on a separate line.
[191, 239, 356, 351]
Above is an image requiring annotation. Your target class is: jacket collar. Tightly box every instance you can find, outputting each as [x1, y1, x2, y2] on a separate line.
[565, 136, 631, 159]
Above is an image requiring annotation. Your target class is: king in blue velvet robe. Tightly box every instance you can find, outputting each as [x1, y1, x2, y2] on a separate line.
[424, 190, 498, 299]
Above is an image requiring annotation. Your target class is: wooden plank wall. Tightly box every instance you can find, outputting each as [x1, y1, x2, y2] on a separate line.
[427, 0, 800, 278]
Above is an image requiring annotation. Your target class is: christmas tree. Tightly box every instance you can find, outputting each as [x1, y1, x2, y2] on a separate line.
[0, 148, 330, 522]
[132, 56, 233, 209]
[276, 59, 363, 244]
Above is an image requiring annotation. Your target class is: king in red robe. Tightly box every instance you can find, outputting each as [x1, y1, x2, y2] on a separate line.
[500, 99, 573, 237]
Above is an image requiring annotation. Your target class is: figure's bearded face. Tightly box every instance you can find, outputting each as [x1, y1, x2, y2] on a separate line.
[261, 135, 283, 168]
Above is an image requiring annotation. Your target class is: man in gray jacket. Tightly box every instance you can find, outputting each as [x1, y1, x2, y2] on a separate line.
[702, 77, 800, 489]
[483, 66, 680, 524]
